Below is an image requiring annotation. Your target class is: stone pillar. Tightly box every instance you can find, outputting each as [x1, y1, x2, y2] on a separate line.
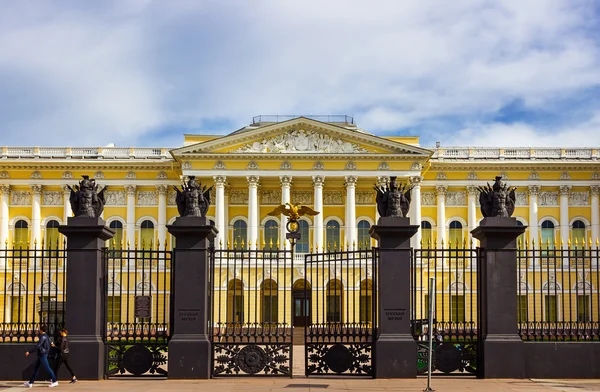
[591, 186, 600, 246]
[125, 185, 136, 248]
[58, 217, 114, 379]
[167, 217, 217, 379]
[280, 176, 292, 250]
[410, 176, 422, 248]
[31, 185, 42, 245]
[214, 176, 227, 248]
[313, 176, 324, 251]
[467, 186, 478, 244]
[471, 218, 526, 378]
[157, 185, 168, 249]
[370, 217, 419, 378]
[559, 185, 571, 247]
[62, 185, 73, 223]
[345, 176, 357, 249]
[0, 185, 9, 251]
[247, 176, 259, 250]
[436, 185, 447, 247]
[528, 186, 540, 247]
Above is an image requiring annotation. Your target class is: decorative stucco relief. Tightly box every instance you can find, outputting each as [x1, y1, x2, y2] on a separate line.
[261, 190, 281, 205]
[466, 172, 478, 180]
[0, 171, 9, 179]
[94, 171, 104, 179]
[11, 191, 31, 205]
[323, 191, 343, 205]
[235, 129, 369, 153]
[356, 191, 373, 205]
[229, 190, 249, 205]
[436, 172, 447, 180]
[569, 192, 589, 206]
[42, 191, 62, 206]
[421, 192, 436, 206]
[105, 191, 126, 206]
[538, 192, 559, 206]
[515, 192, 528, 206]
[292, 191, 312, 205]
[446, 191, 466, 206]
[137, 191, 158, 206]
[168, 191, 177, 206]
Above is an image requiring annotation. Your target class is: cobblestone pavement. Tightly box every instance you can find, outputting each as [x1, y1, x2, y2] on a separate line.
[1, 378, 600, 391]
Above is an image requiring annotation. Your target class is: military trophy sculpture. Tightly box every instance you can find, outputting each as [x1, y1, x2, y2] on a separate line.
[477, 176, 517, 218]
[68, 175, 107, 218]
[267, 203, 319, 247]
[374, 176, 412, 220]
[173, 176, 213, 218]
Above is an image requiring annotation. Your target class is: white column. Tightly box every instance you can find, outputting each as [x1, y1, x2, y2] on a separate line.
[591, 186, 600, 246]
[467, 186, 478, 245]
[313, 176, 324, 251]
[436, 186, 447, 247]
[214, 176, 227, 249]
[280, 176, 292, 250]
[62, 185, 73, 223]
[0, 185, 9, 251]
[125, 185, 136, 248]
[247, 176, 260, 250]
[410, 176, 422, 248]
[31, 185, 42, 246]
[157, 185, 167, 249]
[559, 185, 571, 247]
[345, 176, 357, 249]
[528, 186, 540, 247]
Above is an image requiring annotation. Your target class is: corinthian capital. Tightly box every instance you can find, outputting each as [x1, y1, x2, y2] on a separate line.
[156, 184, 168, 195]
[280, 175, 293, 187]
[409, 176, 423, 187]
[312, 176, 325, 187]
[591, 185, 600, 196]
[125, 185, 137, 196]
[435, 185, 447, 196]
[528, 185, 540, 196]
[247, 175, 260, 186]
[559, 185, 571, 196]
[30, 184, 43, 195]
[213, 175, 227, 186]
[0, 185, 10, 195]
[466, 185, 478, 196]
[344, 176, 358, 187]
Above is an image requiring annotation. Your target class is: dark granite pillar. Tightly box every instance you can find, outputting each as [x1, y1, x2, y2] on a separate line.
[167, 216, 217, 379]
[58, 217, 114, 380]
[471, 217, 526, 378]
[370, 217, 419, 378]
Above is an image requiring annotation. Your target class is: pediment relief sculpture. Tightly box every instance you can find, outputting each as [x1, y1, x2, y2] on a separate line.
[235, 129, 369, 154]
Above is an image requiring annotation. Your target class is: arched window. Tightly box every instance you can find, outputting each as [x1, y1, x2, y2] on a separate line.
[325, 221, 340, 251]
[227, 279, 244, 324]
[577, 294, 591, 322]
[233, 220, 247, 250]
[296, 220, 310, 253]
[109, 221, 124, 252]
[261, 279, 278, 324]
[572, 220, 586, 247]
[359, 280, 373, 323]
[421, 221, 433, 248]
[45, 220, 60, 250]
[14, 220, 29, 247]
[357, 220, 371, 250]
[263, 219, 279, 250]
[326, 279, 343, 322]
[140, 220, 155, 249]
[541, 220, 555, 250]
[7, 282, 25, 323]
[449, 221, 463, 248]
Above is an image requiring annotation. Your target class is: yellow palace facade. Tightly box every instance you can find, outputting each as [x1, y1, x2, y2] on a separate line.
[0, 115, 599, 331]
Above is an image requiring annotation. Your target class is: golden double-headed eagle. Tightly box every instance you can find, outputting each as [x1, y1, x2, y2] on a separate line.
[267, 203, 319, 220]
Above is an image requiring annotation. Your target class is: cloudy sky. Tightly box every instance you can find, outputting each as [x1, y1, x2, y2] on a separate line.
[1, 0, 600, 148]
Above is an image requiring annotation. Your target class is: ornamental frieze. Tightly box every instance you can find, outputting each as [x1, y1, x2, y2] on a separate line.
[11, 191, 31, 205]
[261, 190, 281, 205]
[105, 191, 126, 206]
[445, 191, 466, 206]
[356, 191, 373, 205]
[515, 192, 528, 206]
[229, 190, 249, 205]
[323, 191, 343, 205]
[538, 192, 559, 206]
[569, 192, 589, 206]
[168, 190, 177, 206]
[137, 191, 158, 206]
[421, 192, 436, 206]
[235, 129, 369, 154]
[292, 191, 312, 205]
[42, 191, 63, 206]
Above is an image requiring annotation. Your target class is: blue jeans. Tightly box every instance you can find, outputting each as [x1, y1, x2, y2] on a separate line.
[29, 354, 56, 384]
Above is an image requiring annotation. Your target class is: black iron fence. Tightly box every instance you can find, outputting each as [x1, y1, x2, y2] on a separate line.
[411, 246, 479, 376]
[0, 242, 67, 342]
[304, 248, 377, 377]
[516, 242, 600, 341]
[102, 245, 172, 377]
[209, 247, 293, 377]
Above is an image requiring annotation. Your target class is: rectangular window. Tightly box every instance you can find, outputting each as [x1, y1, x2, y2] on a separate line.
[326, 295, 342, 322]
[45, 228, 60, 250]
[449, 229, 463, 248]
[262, 295, 278, 323]
[451, 295, 465, 323]
[11, 296, 23, 322]
[359, 295, 372, 323]
[545, 295, 558, 322]
[517, 295, 528, 323]
[107, 296, 122, 323]
[228, 295, 244, 323]
[577, 295, 590, 322]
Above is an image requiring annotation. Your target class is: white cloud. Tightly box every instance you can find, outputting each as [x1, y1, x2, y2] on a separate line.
[0, 0, 599, 146]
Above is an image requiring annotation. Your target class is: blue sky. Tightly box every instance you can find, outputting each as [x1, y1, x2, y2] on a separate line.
[1, 0, 600, 148]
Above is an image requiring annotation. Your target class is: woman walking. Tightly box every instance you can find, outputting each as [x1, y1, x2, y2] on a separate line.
[24, 325, 58, 388]
[52, 329, 77, 384]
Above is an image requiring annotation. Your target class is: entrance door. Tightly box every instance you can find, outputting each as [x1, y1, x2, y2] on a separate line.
[293, 280, 311, 327]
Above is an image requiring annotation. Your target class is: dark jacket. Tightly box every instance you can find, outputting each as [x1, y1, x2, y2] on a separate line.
[55, 335, 70, 355]
[28, 333, 50, 356]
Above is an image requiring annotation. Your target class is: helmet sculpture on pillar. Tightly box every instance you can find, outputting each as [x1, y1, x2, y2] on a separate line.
[374, 176, 412, 218]
[477, 176, 517, 217]
[173, 176, 213, 217]
[68, 175, 107, 218]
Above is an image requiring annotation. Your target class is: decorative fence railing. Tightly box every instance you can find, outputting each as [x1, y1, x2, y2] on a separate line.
[516, 243, 600, 341]
[102, 245, 172, 377]
[411, 247, 480, 376]
[0, 243, 67, 342]
[209, 248, 293, 376]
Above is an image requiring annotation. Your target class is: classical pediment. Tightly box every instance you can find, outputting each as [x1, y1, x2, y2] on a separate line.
[171, 117, 431, 158]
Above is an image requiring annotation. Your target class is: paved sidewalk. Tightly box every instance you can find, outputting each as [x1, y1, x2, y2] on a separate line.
[1, 378, 600, 391]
